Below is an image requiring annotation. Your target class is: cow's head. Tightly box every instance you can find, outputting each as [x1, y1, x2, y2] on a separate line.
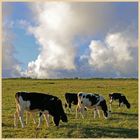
[60, 113, 67, 122]
[126, 102, 130, 109]
[121, 96, 131, 109]
[99, 99, 109, 119]
[48, 98, 68, 126]
[57, 99, 68, 122]
[109, 93, 113, 98]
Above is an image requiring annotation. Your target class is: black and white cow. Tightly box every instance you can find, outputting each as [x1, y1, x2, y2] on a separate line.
[76, 92, 109, 119]
[14, 92, 68, 128]
[65, 92, 78, 111]
[109, 93, 130, 111]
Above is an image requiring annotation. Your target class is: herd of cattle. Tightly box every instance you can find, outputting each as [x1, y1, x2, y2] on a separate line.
[14, 91, 131, 128]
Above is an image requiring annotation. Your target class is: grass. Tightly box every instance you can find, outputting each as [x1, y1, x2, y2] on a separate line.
[2, 78, 138, 138]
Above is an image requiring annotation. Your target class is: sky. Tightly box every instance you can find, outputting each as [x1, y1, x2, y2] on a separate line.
[2, 2, 138, 79]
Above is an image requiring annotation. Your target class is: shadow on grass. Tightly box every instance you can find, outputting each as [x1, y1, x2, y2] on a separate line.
[108, 118, 121, 121]
[111, 112, 138, 117]
[2, 123, 14, 128]
[62, 123, 138, 138]
[80, 126, 138, 138]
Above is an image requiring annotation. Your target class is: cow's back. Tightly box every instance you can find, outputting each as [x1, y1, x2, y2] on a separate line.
[15, 92, 58, 110]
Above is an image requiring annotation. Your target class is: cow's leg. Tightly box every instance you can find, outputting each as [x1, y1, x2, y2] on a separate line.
[94, 107, 100, 119]
[26, 112, 30, 125]
[119, 101, 121, 107]
[64, 103, 68, 112]
[26, 112, 36, 125]
[80, 106, 85, 119]
[68, 103, 71, 112]
[109, 103, 112, 112]
[75, 105, 79, 119]
[64, 103, 68, 113]
[14, 110, 18, 127]
[93, 108, 97, 119]
[44, 113, 50, 127]
[76, 105, 85, 119]
[109, 101, 113, 112]
[97, 108, 100, 118]
[31, 112, 36, 124]
[109, 97, 113, 112]
[119, 99, 122, 109]
[18, 108, 25, 128]
[119, 98, 124, 108]
[37, 112, 43, 128]
[14, 104, 19, 127]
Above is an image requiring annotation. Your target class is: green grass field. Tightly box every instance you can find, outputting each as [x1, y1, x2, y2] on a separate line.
[2, 78, 138, 138]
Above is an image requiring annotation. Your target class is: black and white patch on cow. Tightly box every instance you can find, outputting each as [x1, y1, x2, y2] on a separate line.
[14, 92, 68, 128]
[109, 92, 131, 112]
[76, 92, 109, 119]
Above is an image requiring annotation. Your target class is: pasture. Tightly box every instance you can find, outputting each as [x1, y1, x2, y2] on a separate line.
[2, 78, 138, 138]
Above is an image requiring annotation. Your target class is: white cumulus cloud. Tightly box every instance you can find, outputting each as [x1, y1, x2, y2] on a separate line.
[25, 2, 116, 78]
[88, 28, 138, 77]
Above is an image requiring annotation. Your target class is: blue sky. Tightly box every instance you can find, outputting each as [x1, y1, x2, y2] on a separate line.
[2, 2, 138, 78]
[3, 2, 39, 69]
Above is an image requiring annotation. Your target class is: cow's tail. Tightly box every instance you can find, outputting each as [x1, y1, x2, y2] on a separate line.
[15, 92, 23, 114]
[15, 92, 20, 103]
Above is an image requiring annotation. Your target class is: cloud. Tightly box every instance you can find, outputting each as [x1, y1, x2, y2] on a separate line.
[25, 2, 117, 78]
[88, 27, 138, 77]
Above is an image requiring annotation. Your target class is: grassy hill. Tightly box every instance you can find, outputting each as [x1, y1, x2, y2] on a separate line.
[2, 78, 138, 138]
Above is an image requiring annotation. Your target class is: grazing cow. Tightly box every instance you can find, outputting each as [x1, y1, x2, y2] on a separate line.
[76, 92, 109, 119]
[14, 92, 68, 128]
[109, 93, 130, 111]
[65, 92, 78, 111]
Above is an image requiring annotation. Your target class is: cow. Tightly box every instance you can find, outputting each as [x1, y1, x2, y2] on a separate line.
[109, 93, 130, 112]
[14, 92, 68, 128]
[76, 92, 109, 119]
